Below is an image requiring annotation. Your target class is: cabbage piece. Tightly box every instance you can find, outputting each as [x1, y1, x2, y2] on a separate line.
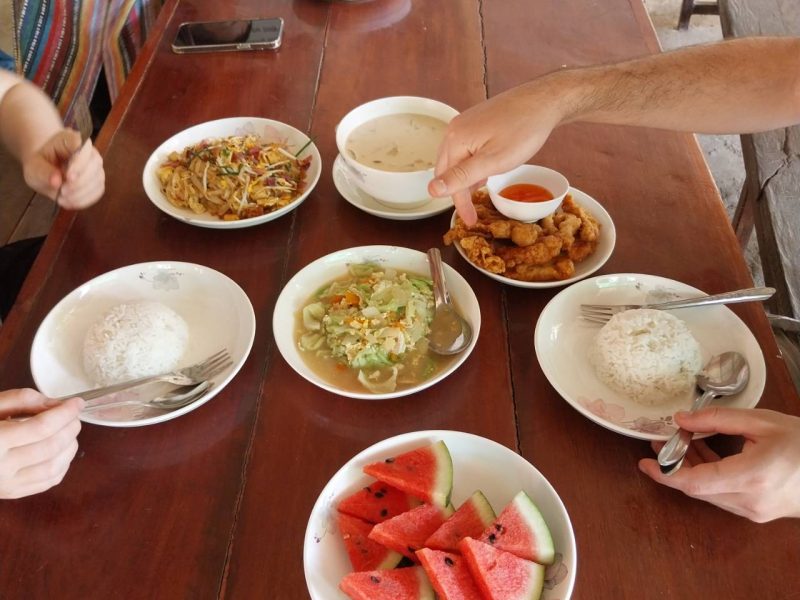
[349, 263, 379, 277]
[351, 346, 393, 369]
[300, 332, 325, 351]
[357, 367, 398, 393]
[302, 302, 326, 331]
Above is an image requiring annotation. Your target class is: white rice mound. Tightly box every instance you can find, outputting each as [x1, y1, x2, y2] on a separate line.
[589, 309, 702, 406]
[83, 301, 189, 385]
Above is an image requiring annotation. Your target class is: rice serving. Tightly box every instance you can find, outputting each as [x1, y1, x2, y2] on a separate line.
[589, 308, 702, 405]
[83, 301, 189, 385]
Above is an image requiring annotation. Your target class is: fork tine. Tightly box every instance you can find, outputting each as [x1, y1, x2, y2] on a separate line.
[580, 314, 612, 324]
[202, 361, 234, 381]
[197, 354, 232, 377]
[197, 349, 229, 369]
[579, 306, 616, 316]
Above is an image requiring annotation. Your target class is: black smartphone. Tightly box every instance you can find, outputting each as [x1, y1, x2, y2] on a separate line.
[171, 17, 284, 53]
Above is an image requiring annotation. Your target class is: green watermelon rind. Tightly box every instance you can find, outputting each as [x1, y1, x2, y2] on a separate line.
[511, 491, 555, 566]
[460, 537, 546, 600]
[431, 440, 454, 507]
[470, 490, 497, 527]
[424, 489, 497, 552]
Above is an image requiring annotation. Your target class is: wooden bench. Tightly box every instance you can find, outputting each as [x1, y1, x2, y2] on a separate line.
[719, 0, 800, 322]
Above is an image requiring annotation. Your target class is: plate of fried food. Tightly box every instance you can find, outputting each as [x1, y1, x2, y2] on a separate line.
[444, 188, 615, 288]
[143, 117, 321, 229]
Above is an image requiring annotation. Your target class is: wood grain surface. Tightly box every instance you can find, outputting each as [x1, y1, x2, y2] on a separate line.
[0, 0, 798, 598]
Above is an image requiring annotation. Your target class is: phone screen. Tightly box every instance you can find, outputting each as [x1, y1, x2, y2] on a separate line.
[173, 18, 283, 51]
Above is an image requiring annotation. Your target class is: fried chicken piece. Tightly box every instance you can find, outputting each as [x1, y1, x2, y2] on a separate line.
[495, 235, 563, 268]
[508, 256, 575, 281]
[539, 214, 558, 235]
[562, 194, 600, 242]
[459, 236, 506, 273]
[552, 212, 582, 250]
[567, 240, 598, 262]
[486, 220, 542, 247]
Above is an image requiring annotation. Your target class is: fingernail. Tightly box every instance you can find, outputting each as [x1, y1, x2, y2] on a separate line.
[430, 179, 446, 196]
[44, 397, 62, 407]
[675, 410, 690, 419]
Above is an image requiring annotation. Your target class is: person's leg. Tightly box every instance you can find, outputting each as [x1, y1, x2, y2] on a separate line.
[0, 236, 45, 320]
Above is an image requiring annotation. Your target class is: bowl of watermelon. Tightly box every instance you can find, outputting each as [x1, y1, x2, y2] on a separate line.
[304, 430, 576, 599]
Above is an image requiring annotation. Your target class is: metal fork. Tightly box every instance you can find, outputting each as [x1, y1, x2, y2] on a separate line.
[56, 349, 232, 401]
[580, 287, 775, 324]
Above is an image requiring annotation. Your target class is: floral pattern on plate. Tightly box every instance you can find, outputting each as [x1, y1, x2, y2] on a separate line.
[578, 397, 676, 436]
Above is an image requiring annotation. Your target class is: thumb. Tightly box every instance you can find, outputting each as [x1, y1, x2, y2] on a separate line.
[23, 154, 62, 199]
[429, 154, 492, 199]
[674, 406, 772, 438]
[47, 129, 83, 162]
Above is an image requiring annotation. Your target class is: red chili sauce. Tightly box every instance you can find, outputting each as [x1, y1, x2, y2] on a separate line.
[499, 183, 554, 203]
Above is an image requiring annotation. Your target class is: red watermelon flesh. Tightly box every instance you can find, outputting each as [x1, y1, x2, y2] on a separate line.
[425, 490, 496, 552]
[416, 548, 483, 600]
[479, 491, 555, 565]
[368, 502, 455, 561]
[337, 513, 403, 572]
[340, 566, 435, 600]
[338, 481, 420, 524]
[363, 440, 453, 507]
[459, 537, 545, 600]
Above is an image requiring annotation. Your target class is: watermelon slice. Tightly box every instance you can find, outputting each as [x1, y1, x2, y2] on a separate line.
[479, 491, 555, 565]
[425, 490, 496, 552]
[338, 481, 420, 524]
[363, 440, 453, 507]
[337, 513, 403, 571]
[368, 503, 455, 561]
[340, 566, 435, 600]
[416, 547, 483, 600]
[459, 537, 545, 600]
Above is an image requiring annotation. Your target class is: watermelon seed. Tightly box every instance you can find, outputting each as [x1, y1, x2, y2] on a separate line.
[384, 457, 395, 463]
[370, 575, 381, 584]
[488, 533, 497, 543]
[375, 491, 385, 498]
[444, 557, 454, 567]
[364, 486, 372, 492]
[408, 545, 416, 554]
[494, 523, 503, 532]
[380, 509, 388, 517]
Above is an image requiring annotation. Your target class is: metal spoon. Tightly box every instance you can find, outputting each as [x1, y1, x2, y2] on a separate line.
[657, 351, 750, 475]
[426, 248, 473, 355]
[82, 381, 212, 412]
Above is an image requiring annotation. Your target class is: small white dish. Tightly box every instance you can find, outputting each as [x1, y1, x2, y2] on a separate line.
[142, 117, 321, 229]
[534, 273, 767, 440]
[333, 154, 452, 220]
[304, 430, 576, 600]
[335, 96, 458, 208]
[451, 186, 616, 289]
[30, 262, 256, 427]
[273, 245, 480, 400]
[487, 165, 569, 222]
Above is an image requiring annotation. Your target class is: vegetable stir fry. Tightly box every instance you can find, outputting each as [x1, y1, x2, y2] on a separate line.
[299, 263, 436, 393]
[157, 135, 311, 221]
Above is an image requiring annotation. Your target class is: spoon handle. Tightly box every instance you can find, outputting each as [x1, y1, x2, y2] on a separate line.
[427, 248, 450, 307]
[657, 389, 717, 474]
[643, 286, 774, 311]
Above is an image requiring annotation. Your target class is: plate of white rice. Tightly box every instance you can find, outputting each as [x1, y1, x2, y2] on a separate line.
[534, 273, 766, 441]
[30, 262, 255, 427]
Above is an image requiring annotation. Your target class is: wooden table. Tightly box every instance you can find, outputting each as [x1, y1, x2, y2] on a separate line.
[1, 1, 798, 598]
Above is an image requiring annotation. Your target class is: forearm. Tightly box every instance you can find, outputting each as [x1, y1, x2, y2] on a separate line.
[0, 72, 63, 162]
[546, 37, 800, 134]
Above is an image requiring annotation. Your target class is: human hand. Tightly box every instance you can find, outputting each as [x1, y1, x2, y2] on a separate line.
[22, 129, 105, 210]
[0, 388, 83, 499]
[639, 407, 800, 522]
[428, 78, 567, 226]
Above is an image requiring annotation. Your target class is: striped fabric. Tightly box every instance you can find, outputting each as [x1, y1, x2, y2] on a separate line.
[11, 0, 161, 132]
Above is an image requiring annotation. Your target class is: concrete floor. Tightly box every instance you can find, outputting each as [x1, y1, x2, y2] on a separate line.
[644, 0, 764, 285]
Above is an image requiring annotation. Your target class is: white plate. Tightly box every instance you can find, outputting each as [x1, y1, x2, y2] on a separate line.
[333, 154, 453, 220]
[30, 262, 255, 427]
[534, 273, 767, 440]
[273, 245, 480, 400]
[142, 117, 321, 229]
[304, 430, 576, 600]
[450, 187, 616, 288]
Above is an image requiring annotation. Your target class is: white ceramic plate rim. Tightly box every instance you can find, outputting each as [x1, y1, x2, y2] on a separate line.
[333, 154, 452, 220]
[450, 186, 616, 288]
[142, 117, 322, 229]
[303, 429, 577, 600]
[30, 261, 256, 427]
[534, 273, 767, 441]
[272, 245, 481, 400]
